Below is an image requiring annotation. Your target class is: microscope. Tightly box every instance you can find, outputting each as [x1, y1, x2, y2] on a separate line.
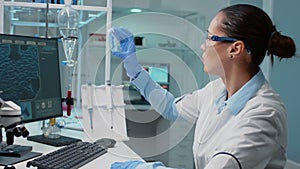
[0, 98, 32, 157]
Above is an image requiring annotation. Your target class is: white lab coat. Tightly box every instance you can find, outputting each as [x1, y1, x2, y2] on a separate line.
[175, 78, 287, 169]
[132, 70, 287, 169]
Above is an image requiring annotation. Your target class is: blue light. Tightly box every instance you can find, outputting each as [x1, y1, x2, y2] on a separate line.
[130, 8, 142, 13]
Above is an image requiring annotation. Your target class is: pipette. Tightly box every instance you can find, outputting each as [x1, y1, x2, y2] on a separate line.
[87, 83, 93, 130]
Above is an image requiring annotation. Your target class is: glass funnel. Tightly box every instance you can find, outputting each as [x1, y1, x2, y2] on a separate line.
[57, 0, 79, 67]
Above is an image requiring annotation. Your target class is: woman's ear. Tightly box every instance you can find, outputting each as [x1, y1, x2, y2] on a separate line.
[229, 41, 244, 56]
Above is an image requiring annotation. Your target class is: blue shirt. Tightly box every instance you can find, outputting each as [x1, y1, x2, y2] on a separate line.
[216, 70, 266, 115]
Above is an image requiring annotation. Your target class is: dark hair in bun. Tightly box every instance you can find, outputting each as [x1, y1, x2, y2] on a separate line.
[219, 4, 296, 66]
[268, 31, 296, 60]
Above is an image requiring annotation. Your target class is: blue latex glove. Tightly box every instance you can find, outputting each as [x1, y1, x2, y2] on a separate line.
[110, 160, 172, 169]
[135, 161, 167, 169]
[109, 27, 143, 78]
[110, 160, 145, 169]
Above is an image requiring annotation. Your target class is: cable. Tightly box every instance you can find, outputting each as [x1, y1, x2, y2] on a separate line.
[212, 152, 242, 169]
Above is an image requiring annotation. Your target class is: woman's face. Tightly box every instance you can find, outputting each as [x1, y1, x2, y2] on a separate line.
[201, 12, 232, 78]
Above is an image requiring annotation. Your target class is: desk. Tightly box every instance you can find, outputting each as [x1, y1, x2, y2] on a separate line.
[1, 122, 142, 169]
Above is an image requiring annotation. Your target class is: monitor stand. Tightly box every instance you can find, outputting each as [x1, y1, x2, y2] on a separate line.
[27, 119, 81, 147]
[27, 134, 81, 147]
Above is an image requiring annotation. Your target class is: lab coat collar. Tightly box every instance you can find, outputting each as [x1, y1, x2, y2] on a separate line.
[216, 69, 266, 115]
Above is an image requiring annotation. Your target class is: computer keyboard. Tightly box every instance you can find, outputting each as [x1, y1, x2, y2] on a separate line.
[26, 141, 107, 169]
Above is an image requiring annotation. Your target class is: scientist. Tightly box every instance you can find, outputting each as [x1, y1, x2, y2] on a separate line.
[110, 4, 296, 169]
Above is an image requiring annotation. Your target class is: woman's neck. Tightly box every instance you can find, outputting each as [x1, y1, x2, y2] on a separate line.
[223, 67, 259, 98]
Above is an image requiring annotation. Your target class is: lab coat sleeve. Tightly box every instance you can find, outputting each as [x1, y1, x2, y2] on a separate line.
[205, 96, 287, 169]
[131, 70, 180, 121]
[132, 70, 209, 122]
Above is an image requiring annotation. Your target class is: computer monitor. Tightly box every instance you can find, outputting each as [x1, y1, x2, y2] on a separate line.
[123, 63, 170, 105]
[0, 34, 63, 124]
[141, 63, 169, 90]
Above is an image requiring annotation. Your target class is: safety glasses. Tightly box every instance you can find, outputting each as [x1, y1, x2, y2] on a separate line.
[205, 31, 251, 54]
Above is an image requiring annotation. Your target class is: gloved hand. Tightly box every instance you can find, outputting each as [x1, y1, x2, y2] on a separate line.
[110, 160, 169, 169]
[110, 160, 144, 169]
[109, 27, 143, 78]
[135, 161, 166, 169]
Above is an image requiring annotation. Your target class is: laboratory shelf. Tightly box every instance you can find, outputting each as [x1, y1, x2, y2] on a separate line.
[0, 0, 111, 33]
[0, 1, 108, 33]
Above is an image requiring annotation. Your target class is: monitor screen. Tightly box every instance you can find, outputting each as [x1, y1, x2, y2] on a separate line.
[0, 34, 63, 123]
[141, 63, 169, 89]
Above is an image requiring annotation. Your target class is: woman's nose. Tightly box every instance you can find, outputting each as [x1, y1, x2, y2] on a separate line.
[201, 43, 206, 51]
